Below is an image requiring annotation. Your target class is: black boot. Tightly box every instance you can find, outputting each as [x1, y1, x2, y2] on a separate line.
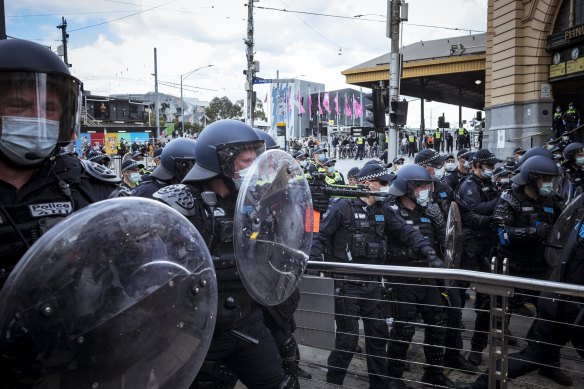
[467, 348, 483, 366]
[388, 377, 408, 389]
[445, 354, 479, 373]
[421, 370, 455, 388]
[539, 366, 573, 386]
[297, 367, 312, 380]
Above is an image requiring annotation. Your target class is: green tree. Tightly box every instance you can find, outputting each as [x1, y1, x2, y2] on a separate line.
[254, 99, 267, 122]
[205, 96, 244, 123]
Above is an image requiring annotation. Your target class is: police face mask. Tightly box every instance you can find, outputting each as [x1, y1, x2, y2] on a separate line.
[129, 172, 141, 184]
[563, 136, 570, 142]
[433, 167, 445, 180]
[234, 166, 251, 190]
[576, 156, 584, 166]
[327, 166, 335, 175]
[299, 160, 307, 168]
[445, 162, 456, 172]
[539, 182, 554, 196]
[463, 160, 471, 169]
[0, 116, 59, 167]
[481, 167, 494, 179]
[416, 189, 431, 206]
[318, 154, 326, 162]
[375, 185, 390, 202]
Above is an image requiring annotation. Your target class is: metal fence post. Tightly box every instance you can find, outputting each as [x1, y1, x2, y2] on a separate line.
[487, 257, 510, 389]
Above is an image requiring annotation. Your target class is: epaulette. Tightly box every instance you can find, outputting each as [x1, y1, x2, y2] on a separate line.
[153, 184, 197, 216]
[499, 189, 520, 211]
[81, 159, 121, 184]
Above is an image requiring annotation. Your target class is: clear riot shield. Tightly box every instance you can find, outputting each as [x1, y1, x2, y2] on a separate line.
[546, 193, 584, 266]
[234, 149, 313, 306]
[0, 197, 217, 389]
[444, 201, 463, 270]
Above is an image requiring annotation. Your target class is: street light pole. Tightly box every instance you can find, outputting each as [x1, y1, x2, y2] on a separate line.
[180, 64, 213, 133]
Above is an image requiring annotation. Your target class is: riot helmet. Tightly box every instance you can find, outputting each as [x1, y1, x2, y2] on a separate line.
[151, 138, 197, 182]
[512, 155, 560, 196]
[387, 164, 433, 205]
[182, 119, 265, 187]
[562, 142, 584, 165]
[255, 128, 279, 149]
[517, 146, 553, 167]
[0, 39, 83, 167]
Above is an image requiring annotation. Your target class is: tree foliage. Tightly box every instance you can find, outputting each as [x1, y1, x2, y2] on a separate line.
[205, 96, 243, 123]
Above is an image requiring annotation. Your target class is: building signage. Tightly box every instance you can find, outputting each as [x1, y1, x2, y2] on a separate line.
[566, 57, 584, 74]
[549, 62, 566, 78]
[565, 25, 584, 40]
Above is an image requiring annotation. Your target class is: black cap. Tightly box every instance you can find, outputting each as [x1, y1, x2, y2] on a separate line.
[457, 148, 471, 158]
[513, 147, 526, 155]
[322, 158, 336, 167]
[393, 157, 405, 165]
[347, 167, 360, 178]
[294, 151, 308, 160]
[152, 148, 163, 159]
[414, 149, 448, 166]
[472, 149, 501, 166]
[121, 160, 144, 172]
[356, 163, 392, 182]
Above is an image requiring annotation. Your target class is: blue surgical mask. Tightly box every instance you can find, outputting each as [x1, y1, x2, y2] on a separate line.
[327, 166, 335, 174]
[416, 189, 431, 206]
[539, 182, 554, 196]
[129, 172, 141, 184]
[576, 156, 584, 166]
[0, 116, 59, 166]
[375, 185, 390, 202]
[300, 160, 307, 168]
[433, 167, 445, 180]
[482, 168, 494, 179]
[445, 162, 456, 172]
[318, 154, 326, 162]
[463, 160, 471, 169]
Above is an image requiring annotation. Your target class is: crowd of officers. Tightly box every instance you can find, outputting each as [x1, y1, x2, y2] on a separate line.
[300, 133, 584, 388]
[2, 38, 584, 389]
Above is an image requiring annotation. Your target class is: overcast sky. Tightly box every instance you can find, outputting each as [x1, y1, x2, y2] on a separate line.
[5, 0, 487, 129]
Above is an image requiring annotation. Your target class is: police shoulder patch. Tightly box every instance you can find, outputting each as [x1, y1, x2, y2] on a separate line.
[153, 184, 197, 216]
[81, 159, 121, 184]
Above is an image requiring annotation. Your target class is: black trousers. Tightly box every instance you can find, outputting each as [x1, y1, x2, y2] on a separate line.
[191, 306, 284, 389]
[387, 280, 447, 378]
[327, 281, 389, 389]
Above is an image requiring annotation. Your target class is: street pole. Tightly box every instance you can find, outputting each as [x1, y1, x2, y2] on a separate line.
[57, 17, 70, 67]
[388, 0, 402, 163]
[245, 0, 255, 126]
[180, 64, 213, 135]
[0, 0, 6, 40]
[154, 48, 160, 139]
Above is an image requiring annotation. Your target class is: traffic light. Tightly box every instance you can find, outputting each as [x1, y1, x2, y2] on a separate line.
[364, 88, 386, 128]
[389, 99, 409, 126]
[438, 116, 445, 128]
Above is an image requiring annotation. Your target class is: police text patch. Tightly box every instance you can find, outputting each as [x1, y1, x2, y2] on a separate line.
[29, 202, 72, 217]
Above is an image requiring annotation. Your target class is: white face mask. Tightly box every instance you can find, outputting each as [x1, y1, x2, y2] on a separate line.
[300, 160, 308, 168]
[463, 160, 471, 169]
[433, 167, 445, 180]
[375, 185, 390, 202]
[445, 162, 456, 172]
[416, 189, 431, 206]
[129, 172, 141, 184]
[234, 166, 251, 190]
[0, 116, 59, 167]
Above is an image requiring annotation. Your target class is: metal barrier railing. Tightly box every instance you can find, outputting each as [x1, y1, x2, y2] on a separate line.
[291, 260, 584, 389]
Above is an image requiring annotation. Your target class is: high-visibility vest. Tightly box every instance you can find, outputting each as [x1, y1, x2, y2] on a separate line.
[435, 132, 441, 139]
[458, 129, 465, 135]
[408, 136, 415, 142]
[357, 137, 364, 145]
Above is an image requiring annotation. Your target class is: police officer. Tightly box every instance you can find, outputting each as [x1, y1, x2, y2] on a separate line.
[561, 142, 584, 197]
[347, 166, 360, 185]
[132, 138, 197, 198]
[553, 105, 565, 138]
[408, 132, 417, 157]
[445, 148, 472, 192]
[354, 134, 365, 160]
[153, 119, 286, 388]
[456, 220, 584, 389]
[322, 158, 345, 185]
[384, 164, 454, 388]
[562, 102, 580, 131]
[456, 149, 502, 366]
[415, 149, 453, 215]
[0, 39, 119, 289]
[310, 162, 391, 389]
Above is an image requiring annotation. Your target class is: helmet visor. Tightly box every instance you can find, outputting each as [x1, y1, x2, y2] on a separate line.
[0, 71, 82, 144]
[216, 140, 265, 178]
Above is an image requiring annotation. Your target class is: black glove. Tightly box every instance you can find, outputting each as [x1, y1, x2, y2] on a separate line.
[488, 216, 504, 231]
[425, 249, 444, 268]
[311, 191, 329, 213]
[535, 223, 552, 240]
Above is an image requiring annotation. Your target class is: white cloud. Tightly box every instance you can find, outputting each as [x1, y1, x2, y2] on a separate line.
[6, 0, 487, 128]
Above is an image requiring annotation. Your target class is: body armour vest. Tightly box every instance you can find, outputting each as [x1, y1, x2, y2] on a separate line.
[331, 199, 387, 264]
[386, 203, 438, 266]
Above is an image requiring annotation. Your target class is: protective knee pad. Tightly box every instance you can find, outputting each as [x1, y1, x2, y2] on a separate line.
[279, 335, 299, 375]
